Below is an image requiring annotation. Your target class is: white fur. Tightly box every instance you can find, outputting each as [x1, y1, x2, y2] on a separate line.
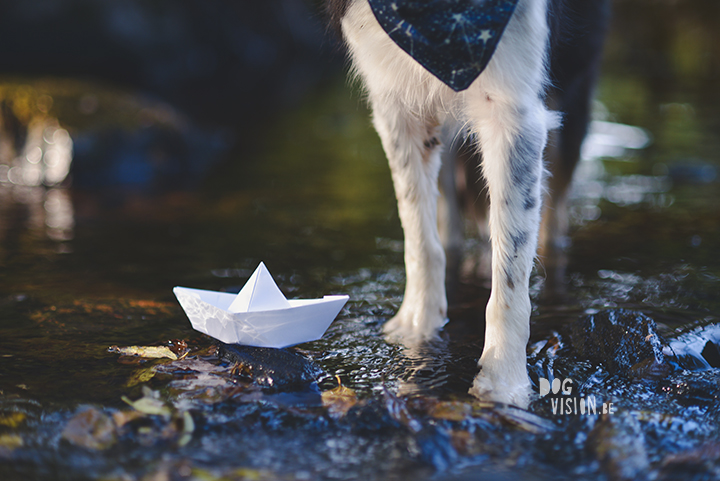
[342, 0, 556, 408]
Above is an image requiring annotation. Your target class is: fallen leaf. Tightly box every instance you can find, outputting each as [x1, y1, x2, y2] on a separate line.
[0, 434, 23, 450]
[0, 412, 26, 428]
[126, 366, 158, 387]
[61, 407, 117, 450]
[429, 401, 472, 422]
[322, 377, 358, 418]
[230, 468, 272, 480]
[109, 345, 178, 360]
[122, 389, 172, 419]
[177, 411, 194, 447]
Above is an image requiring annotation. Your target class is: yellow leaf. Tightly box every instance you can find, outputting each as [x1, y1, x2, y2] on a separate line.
[322, 377, 358, 418]
[177, 411, 194, 447]
[0, 412, 26, 428]
[429, 401, 472, 422]
[230, 468, 273, 480]
[126, 366, 157, 387]
[0, 434, 23, 450]
[109, 345, 178, 360]
[122, 395, 171, 418]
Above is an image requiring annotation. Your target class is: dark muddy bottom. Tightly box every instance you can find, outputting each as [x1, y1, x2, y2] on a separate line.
[2, 1, 720, 479]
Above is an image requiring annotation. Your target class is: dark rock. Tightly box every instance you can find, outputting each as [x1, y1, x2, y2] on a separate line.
[570, 309, 668, 376]
[343, 400, 406, 434]
[218, 343, 323, 390]
[656, 370, 720, 410]
[701, 340, 720, 367]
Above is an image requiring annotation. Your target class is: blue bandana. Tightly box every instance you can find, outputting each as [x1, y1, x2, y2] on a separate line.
[368, 0, 519, 91]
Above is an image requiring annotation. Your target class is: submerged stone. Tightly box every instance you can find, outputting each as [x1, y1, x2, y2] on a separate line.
[218, 343, 323, 390]
[570, 309, 668, 376]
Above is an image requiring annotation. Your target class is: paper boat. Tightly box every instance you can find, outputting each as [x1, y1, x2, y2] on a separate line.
[173, 262, 349, 348]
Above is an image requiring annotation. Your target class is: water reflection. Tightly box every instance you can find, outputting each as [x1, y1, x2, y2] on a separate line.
[0, 186, 75, 249]
[44, 188, 74, 242]
[569, 110, 664, 224]
[581, 117, 651, 160]
[0, 89, 75, 250]
[2, 121, 73, 187]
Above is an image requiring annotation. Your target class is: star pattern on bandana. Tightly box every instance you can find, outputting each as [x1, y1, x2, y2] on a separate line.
[368, 0, 519, 91]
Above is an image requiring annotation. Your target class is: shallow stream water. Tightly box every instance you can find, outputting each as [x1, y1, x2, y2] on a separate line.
[2, 1, 720, 480]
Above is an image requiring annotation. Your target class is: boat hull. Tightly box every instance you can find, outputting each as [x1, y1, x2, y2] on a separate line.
[173, 286, 349, 348]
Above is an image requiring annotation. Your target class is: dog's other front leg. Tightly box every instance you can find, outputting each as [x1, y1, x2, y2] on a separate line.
[370, 98, 448, 343]
[339, 0, 448, 344]
[451, 0, 554, 409]
[467, 96, 550, 408]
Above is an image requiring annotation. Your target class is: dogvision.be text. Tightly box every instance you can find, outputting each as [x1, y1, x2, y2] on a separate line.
[538, 378, 616, 416]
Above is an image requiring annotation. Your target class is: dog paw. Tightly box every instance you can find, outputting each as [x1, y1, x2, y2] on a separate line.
[383, 305, 447, 344]
[469, 365, 531, 409]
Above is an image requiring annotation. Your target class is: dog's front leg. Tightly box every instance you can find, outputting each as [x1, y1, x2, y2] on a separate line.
[466, 95, 551, 408]
[369, 98, 448, 343]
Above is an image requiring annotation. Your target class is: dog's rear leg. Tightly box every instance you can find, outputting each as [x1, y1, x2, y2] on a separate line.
[466, 95, 552, 408]
[369, 98, 448, 342]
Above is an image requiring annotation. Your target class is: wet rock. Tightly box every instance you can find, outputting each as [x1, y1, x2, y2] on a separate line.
[218, 343, 323, 390]
[588, 412, 650, 481]
[342, 399, 407, 435]
[570, 309, 668, 376]
[656, 370, 720, 410]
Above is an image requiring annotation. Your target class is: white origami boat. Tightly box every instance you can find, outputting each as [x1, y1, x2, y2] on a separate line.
[173, 263, 349, 348]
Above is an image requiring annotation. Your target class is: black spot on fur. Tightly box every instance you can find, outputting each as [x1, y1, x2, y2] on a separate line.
[522, 181, 538, 210]
[507, 129, 543, 212]
[509, 130, 542, 189]
[424, 137, 440, 149]
[523, 193, 537, 210]
[511, 231, 529, 256]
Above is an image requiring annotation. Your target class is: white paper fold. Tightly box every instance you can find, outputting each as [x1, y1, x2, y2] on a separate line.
[174, 263, 349, 348]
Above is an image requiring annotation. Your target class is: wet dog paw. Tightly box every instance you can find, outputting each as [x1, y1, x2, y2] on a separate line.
[469, 365, 531, 409]
[382, 304, 447, 345]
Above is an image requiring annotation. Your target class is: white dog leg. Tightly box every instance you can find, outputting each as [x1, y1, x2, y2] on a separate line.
[340, 0, 449, 343]
[464, 95, 552, 408]
[463, 0, 552, 408]
[370, 99, 448, 342]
